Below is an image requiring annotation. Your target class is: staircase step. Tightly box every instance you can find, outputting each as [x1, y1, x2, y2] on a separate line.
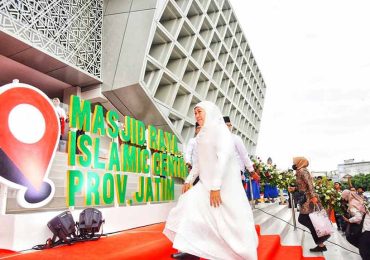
[258, 205, 293, 236]
[0, 249, 16, 258]
[253, 203, 287, 226]
[253, 204, 360, 259]
[321, 227, 361, 260]
[257, 234, 281, 260]
[281, 223, 305, 246]
[272, 245, 302, 260]
[1, 222, 325, 260]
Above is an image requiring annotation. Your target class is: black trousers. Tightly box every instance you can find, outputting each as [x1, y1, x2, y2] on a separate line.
[334, 211, 345, 231]
[359, 231, 370, 260]
[298, 213, 329, 245]
[288, 192, 297, 208]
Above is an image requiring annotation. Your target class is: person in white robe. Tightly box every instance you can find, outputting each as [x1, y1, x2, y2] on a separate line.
[223, 116, 260, 204]
[184, 122, 201, 171]
[163, 101, 258, 260]
[223, 116, 255, 176]
[52, 97, 67, 137]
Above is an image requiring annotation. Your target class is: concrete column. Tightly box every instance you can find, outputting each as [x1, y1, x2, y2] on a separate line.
[63, 86, 81, 106]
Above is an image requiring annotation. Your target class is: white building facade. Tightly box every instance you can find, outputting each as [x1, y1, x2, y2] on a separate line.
[102, 0, 266, 153]
[1, 0, 266, 153]
[338, 159, 370, 179]
[0, 0, 266, 213]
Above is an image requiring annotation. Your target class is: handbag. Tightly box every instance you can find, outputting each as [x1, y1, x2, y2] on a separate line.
[293, 191, 307, 206]
[309, 205, 334, 238]
[345, 212, 366, 248]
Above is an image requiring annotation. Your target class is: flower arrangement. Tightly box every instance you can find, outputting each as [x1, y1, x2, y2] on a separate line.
[314, 176, 343, 213]
[275, 170, 295, 190]
[252, 157, 269, 183]
[265, 165, 281, 187]
[251, 157, 294, 190]
[250, 157, 347, 212]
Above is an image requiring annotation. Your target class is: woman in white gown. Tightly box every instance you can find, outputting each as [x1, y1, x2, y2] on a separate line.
[163, 101, 258, 260]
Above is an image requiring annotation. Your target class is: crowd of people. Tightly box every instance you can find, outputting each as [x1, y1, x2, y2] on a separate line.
[163, 101, 370, 260]
[288, 158, 370, 259]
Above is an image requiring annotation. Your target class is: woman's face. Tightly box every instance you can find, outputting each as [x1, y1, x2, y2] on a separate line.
[194, 107, 205, 127]
[52, 98, 60, 107]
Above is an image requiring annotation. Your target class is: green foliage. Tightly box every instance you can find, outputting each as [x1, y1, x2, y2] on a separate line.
[341, 182, 350, 190]
[350, 173, 370, 191]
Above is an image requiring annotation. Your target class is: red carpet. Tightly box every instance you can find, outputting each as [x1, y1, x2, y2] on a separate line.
[0, 223, 324, 260]
[0, 249, 17, 257]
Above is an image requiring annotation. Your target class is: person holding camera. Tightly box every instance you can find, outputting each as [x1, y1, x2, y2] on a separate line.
[333, 182, 346, 231]
[289, 157, 330, 252]
[341, 190, 370, 260]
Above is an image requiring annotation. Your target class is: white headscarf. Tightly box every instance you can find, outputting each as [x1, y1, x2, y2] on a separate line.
[195, 101, 225, 130]
[193, 101, 236, 190]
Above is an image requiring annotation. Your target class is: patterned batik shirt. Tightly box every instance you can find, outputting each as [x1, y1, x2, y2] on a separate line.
[295, 168, 318, 214]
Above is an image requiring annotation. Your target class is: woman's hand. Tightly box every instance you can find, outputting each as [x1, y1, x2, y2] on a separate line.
[210, 190, 222, 207]
[310, 197, 318, 204]
[342, 216, 349, 222]
[186, 162, 192, 171]
[182, 183, 191, 193]
[251, 172, 260, 181]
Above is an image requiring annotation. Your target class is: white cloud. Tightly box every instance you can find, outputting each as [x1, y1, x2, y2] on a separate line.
[229, 0, 370, 171]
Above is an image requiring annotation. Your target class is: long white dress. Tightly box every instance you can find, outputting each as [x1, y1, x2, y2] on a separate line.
[163, 101, 258, 260]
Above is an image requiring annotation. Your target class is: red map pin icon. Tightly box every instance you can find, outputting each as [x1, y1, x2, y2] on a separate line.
[0, 81, 59, 208]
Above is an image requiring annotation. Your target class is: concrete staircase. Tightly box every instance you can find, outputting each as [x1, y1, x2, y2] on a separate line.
[3, 152, 363, 260]
[252, 202, 362, 260]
